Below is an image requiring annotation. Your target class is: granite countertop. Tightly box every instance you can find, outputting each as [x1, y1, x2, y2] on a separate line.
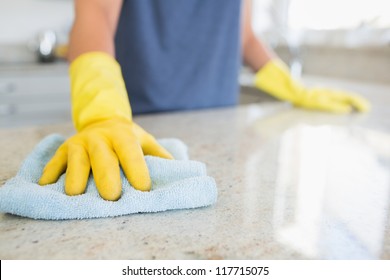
[1, 78, 390, 259]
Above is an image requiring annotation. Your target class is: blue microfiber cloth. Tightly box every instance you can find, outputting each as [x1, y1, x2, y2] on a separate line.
[0, 134, 217, 220]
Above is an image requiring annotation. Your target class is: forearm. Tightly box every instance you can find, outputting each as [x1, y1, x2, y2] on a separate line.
[241, 0, 275, 72]
[242, 35, 275, 72]
[66, 0, 131, 130]
[68, 0, 122, 62]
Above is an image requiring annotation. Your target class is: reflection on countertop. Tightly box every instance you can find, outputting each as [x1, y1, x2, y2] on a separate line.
[272, 124, 390, 259]
[0, 78, 389, 259]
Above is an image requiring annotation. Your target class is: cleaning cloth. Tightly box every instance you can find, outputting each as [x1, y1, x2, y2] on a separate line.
[0, 134, 217, 220]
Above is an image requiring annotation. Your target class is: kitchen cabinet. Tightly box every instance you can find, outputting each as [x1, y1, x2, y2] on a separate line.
[0, 63, 71, 128]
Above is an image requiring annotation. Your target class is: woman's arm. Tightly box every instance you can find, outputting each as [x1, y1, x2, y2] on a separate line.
[68, 0, 123, 61]
[241, 0, 275, 72]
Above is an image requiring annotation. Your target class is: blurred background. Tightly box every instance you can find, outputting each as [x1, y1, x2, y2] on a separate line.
[0, 0, 389, 127]
[251, 0, 390, 82]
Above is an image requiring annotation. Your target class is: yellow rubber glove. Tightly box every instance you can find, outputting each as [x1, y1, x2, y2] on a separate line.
[38, 52, 173, 201]
[254, 60, 370, 113]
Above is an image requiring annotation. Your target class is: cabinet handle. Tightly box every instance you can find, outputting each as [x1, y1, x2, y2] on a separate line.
[0, 104, 17, 116]
[0, 82, 16, 95]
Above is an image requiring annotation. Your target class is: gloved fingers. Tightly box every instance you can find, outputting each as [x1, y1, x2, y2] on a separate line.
[300, 89, 351, 114]
[142, 135, 174, 159]
[131, 122, 173, 159]
[299, 97, 352, 114]
[349, 96, 370, 112]
[334, 91, 371, 113]
[65, 143, 90, 196]
[38, 143, 68, 185]
[316, 88, 371, 113]
[317, 98, 352, 114]
[88, 137, 122, 201]
[113, 134, 152, 191]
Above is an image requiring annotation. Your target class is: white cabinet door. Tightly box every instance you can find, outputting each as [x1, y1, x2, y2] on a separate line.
[0, 63, 71, 127]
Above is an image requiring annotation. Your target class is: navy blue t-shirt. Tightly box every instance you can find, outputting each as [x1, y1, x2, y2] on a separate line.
[115, 0, 242, 114]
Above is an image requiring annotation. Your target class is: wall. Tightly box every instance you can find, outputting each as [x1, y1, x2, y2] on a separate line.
[0, 0, 73, 44]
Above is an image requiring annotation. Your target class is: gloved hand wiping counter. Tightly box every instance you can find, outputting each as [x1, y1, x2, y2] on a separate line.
[255, 59, 370, 114]
[39, 0, 371, 203]
[38, 52, 173, 201]
[254, 59, 370, 114]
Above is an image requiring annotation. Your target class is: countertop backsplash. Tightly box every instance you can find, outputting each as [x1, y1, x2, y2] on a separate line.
[274, 45, 390, 85]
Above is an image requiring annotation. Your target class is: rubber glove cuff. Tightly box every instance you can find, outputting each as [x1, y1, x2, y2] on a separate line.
[254, 59, 305, 104]
[70, 52, 132, 131]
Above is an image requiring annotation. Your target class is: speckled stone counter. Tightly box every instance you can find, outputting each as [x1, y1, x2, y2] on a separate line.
[1, 78, 390, 259]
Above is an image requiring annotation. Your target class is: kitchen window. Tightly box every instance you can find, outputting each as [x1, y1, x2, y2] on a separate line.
[252, 0, 390, 47]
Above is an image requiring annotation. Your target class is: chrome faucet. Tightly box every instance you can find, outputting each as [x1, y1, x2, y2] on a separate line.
[36, 30, 57, 63]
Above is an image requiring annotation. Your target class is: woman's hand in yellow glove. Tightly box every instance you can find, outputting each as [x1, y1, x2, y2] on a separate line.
[255, 60, 371, 114]
[292, 87, 370, 113]
[38, 118, 173, 201]
[38, 52, 172, 201]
